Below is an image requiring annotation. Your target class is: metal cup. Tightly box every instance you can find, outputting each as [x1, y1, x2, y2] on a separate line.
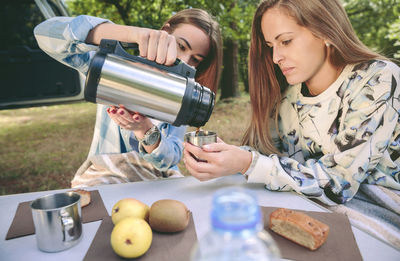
[184, 130, 217, 147]
[30, 192, 83, 252]
[184, 130, 217, 162]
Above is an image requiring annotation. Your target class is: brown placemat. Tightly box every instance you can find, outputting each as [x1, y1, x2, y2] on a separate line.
[262, 207, 363, 261]
[83, 215, 197, 261]
[5, 190, 108, 240]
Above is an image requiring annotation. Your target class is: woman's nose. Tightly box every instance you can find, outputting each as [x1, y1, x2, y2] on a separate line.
[272, 46, 283, 65]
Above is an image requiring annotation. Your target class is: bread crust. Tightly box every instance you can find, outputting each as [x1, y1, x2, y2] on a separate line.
[269, 208, 329, 250]
[70, 189, 91, 207]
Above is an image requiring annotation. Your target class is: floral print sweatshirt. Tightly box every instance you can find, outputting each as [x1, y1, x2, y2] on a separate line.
[245, 60, 400, 205]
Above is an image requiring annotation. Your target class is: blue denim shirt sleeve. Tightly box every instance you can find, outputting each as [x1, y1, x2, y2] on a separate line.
[34, 15, 185, 171]
[88, 106, 185, 171]
[33, 15, 110, 74]
[138, 123, 186, 171]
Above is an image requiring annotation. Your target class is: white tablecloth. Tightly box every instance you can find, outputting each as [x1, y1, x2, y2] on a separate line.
[0, 174, 399, 260]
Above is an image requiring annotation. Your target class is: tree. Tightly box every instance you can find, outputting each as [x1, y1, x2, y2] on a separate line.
[218, 1, 240, 99]
[216, 1, 257, 98]
[343, 0, 400, 60]
[183, 0, 257, 98]
[66, 0, 187, 28]
[387, 18, 400, 59]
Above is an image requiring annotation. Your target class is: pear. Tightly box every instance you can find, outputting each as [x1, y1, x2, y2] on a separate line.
[111, 217, 152, 258]
[149, 199, 190, 233]
[111, 198, 149, 225]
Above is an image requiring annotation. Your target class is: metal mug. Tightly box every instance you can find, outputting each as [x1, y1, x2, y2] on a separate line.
[184, 130, 217, 147]
[184, 130, 217, 162]
[30, 192, 82, 252]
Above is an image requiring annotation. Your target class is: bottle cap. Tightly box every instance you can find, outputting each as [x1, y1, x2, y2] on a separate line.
[211, 187, 261, 231]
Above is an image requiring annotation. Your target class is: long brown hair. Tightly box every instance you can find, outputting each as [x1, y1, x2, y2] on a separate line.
[242, 0, 384, 155]
[162, 8, 223, 93]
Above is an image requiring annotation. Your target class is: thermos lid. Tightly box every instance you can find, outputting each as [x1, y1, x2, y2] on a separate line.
[174, 81, 214, 127]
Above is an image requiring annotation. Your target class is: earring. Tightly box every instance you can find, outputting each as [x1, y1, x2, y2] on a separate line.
[325, 42, 330, 47]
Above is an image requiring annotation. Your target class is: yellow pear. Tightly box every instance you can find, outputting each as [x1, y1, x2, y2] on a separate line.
[110, 217, 152, 258]
[111, 198, 149, 225]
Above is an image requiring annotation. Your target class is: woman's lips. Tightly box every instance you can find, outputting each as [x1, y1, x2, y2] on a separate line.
[281, 67, 294, 75]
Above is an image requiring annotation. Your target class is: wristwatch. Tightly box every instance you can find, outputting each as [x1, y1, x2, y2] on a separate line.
[137, 125, 161, 146]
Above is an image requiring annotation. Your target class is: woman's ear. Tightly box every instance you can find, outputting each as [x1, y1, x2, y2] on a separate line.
[161, 23, 172, 33]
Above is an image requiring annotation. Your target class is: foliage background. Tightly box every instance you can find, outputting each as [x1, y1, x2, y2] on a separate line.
[344, 0, 400, 59]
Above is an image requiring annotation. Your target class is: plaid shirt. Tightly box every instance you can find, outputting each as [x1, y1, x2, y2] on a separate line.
[34, 15, 186, 171]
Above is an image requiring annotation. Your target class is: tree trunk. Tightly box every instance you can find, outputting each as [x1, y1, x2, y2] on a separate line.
[220, 38, 239, 99]
[239, 40, 249, 93]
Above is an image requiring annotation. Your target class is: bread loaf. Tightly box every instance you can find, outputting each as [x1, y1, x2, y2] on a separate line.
[269, 208, 329, 250]
[71, 189, 91, 207]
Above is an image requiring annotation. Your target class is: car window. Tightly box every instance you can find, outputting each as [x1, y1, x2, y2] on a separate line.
[0, 0, 82, 109]
[2, 1, 44, 50]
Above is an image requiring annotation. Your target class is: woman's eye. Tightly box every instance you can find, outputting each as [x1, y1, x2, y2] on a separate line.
[282, 39, 292, 46]
[192, 57, 200, 64]
[178, 43, 185, 51]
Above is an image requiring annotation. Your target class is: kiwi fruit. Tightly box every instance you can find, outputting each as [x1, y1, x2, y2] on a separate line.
[149, 199, 190, 233]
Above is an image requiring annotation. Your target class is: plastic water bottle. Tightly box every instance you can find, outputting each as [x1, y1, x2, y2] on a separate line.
[191, 187, 281, 261]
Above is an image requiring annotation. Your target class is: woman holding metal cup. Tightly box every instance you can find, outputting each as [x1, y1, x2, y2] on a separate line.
[184, 0, 400, 208]
[34, 9, 222, 186]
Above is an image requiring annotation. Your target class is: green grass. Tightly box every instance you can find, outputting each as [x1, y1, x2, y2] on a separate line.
[0, 102, 97, 195]
[0, 96, 251, 195]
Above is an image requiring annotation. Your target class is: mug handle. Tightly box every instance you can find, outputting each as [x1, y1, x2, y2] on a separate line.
[60, 210, 75, 242]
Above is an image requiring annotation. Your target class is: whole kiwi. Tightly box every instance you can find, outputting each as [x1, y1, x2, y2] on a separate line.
[149, 199, 190, 233]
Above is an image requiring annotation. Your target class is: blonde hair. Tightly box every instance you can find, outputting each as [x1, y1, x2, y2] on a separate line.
[242, 0, 384, 154]
[162, 8, 223, 93]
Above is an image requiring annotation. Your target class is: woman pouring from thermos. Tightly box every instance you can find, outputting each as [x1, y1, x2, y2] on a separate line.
[34, 9, 222, 186]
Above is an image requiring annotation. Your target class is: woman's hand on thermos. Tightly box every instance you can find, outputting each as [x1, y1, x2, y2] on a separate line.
[85, 22, 178, 66]
[130, 25, 177, 66]
[183, 138, 252, 181]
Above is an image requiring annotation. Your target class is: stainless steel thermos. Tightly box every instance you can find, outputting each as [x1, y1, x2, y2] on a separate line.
[84, 39, 215, 127]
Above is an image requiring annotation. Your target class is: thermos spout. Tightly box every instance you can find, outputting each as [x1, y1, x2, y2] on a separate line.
[84, 39, 214, 127]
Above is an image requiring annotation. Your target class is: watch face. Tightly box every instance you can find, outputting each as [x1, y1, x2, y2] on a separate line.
[146, 131, 160, 145]
[142, 127, 160, 146]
